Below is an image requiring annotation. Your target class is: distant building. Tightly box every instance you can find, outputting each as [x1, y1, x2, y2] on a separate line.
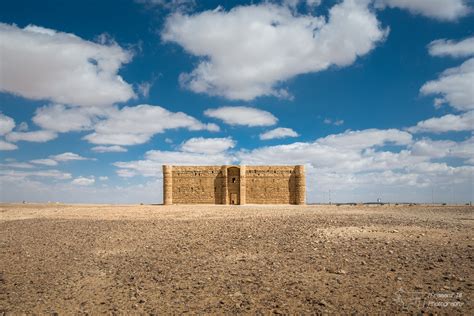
[162, 165, 306, 205]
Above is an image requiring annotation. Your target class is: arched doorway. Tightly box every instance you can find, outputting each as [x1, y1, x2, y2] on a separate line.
[227, 166, 240, 205]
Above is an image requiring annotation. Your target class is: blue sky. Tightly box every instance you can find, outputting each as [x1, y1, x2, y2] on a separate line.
[0, 0, 472, 203]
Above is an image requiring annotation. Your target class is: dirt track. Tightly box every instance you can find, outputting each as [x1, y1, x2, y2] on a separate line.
[0, 203, 472, 314]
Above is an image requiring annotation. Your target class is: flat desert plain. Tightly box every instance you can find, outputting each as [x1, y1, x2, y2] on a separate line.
[0, 203, 472, 314]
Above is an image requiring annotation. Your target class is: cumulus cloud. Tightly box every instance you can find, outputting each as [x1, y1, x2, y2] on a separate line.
[410, 137, 474, 164]
[5, 130, 57, 143]
[0, 169, 72, 180]
[16, 122, 28, 132]
[0, 23, 135, 107]
[114, 149, 235, 177]
[421, 58, 474, 111]
[0, 176, 164, 204]
[32, 104, 111, 133]
[0, 162, 35, 169]
[112, 127, 472, 202]
[316, 128, 412, 150]
[162, 0, 387, 100]
[91, 145, 128, 153]
[30, 159, 58, 166]
[0, 113, 15, 136]
[323, 118, 344, 126]
[84, 104, 219, 146]
[71, 176, 95, 186]
[180, 137, 236, 154]
[374, 0, 471, 21]
[259, 127, 299, 140]
[137, 81, 152, 98]
[428, 37, 474, 58]
[0, 140, 18, 151]
[51, 152, 91, 162]
[408, 111, 474, 133]
[204, 106, 278, 126]
[28, 153, 91, 166]
[136, 0, 195, 12]
[283, 0, 322, 10]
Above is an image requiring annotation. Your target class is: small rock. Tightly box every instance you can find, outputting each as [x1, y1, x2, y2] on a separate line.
[319, 299, 328, 306]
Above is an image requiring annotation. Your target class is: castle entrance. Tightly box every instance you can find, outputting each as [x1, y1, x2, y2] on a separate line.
[227, 167, 240, 205]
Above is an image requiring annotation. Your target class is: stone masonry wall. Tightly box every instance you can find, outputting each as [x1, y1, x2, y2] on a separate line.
[162, 165, 305, 205]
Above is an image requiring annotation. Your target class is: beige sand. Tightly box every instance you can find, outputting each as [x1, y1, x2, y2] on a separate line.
[0, 203, 472, 314]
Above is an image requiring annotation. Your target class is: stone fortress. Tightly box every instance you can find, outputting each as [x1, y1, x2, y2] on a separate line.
[163, 165, 305, 205]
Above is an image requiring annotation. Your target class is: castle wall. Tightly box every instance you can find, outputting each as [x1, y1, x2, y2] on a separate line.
[245, 166, 304, 204]
[167, 166, 224, 204]
[162, 165, 305, 205]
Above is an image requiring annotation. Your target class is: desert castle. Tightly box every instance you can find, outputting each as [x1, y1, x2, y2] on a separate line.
[163, 165, 306, 205]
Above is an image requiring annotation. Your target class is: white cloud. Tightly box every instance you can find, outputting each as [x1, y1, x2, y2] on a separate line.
[136, 0, 195, 11]
[282, 0, 322, 9]
[28, 153, 90, 166]
[30, 158, 58, 166]
[0, 140, 18, 151]
[162, 0, 387, 100]
[32, 104, 110, 133]
[51, 152, 90, 162]
[0, 113, 15, 135]
[114, 149, 235, 177]
[0, 169, 72, 180]
[99, 176, 108, 181]
[408, 111, 474, 133]
[421, 58, 474, 111]
[71, 176, 95, 186]
[0, 113, 17, 151]
[323, 118, 344, 126]
[180, 137, 236, 154]
[428, 37, 474, 58]
[137, 81, 152, 98]
[84, 104, 219, 145]
[259, 127, 299, 140]
[0, 23, 135, 107]
[16, 122, 28, 132]
[91, 145, 128, 153]
[204, 106, 277, 126]
[111, 127, 472, 202]
[410, 137, 474, 163]
[374, 0, 471, 21]
[0, 162, 35, 169]
[5, 130, 57, 143]
[317, 128, 412, 150]
[0, 176, 164, 204]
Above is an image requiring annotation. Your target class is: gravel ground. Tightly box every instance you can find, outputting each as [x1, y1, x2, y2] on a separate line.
[0, 203, 472, 314]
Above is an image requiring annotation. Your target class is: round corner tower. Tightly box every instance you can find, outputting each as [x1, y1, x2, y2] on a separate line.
[162, 165, 173, 205]
[295, 165, 306, 205]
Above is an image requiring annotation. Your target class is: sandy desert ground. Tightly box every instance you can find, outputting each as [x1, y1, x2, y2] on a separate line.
[0, 203, 472, 314]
